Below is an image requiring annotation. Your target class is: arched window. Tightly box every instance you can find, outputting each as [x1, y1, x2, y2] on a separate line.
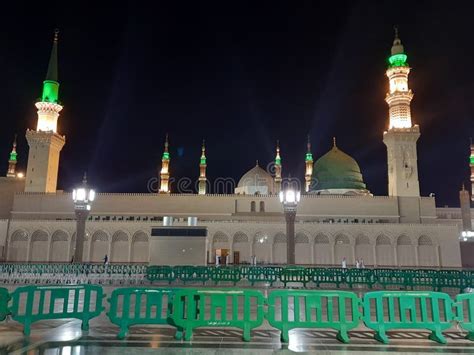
[250, 201, 256, 212]
[259, 201, 265, 212]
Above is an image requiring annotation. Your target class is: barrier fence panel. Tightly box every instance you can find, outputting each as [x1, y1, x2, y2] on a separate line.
[170, 289, 265, 341]
[411, 269, 437, 290]
[374, 269, 412, 289]
[280, 267, 310, 287]
[174, 266, 210, 285]
[246, 267, 278, 286]
[107, 287, 179, 339]
[146, 266, 175, 284]
[0, 287, 9, 321]
[461, 271, 474, 291]
[266, 289, 361, 343]
[9, 285, 105, 335]
[363, 291, 454, 344]
[346, 269, 376, 289]
[309, 268, 346, 288]
[211, 267, 241, 285]
[436, 270, 462, 292]
[455, 292, 474, 341]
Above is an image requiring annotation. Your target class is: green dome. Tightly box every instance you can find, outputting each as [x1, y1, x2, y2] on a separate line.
[311, 144, 368, 193]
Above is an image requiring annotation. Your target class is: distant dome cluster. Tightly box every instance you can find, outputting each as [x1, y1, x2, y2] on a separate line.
[234, 139, 370, 196]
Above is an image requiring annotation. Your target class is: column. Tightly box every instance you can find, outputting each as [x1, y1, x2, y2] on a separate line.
[74, 209, 89, 262]
[285, 211, 296, 265]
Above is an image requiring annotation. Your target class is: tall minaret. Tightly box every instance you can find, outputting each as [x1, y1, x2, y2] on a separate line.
[25, 29, 66, 192]
[6, 135, 18, 178]
[198, 139, 207, 195]
[274, 140, 282, 193]
[305, 135, 313, 192]
[159, 134, 170, 193]
[383, 28, 420, 197]
[470, 139, 474, 201]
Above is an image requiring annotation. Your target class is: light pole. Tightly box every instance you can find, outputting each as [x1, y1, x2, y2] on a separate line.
[279, 188, 300, 265]
[72, 173, 95, 263]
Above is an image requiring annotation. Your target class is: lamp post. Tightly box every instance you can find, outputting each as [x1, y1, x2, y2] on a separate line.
[72, 173, 95, 263]
[279, 188, 300, 265]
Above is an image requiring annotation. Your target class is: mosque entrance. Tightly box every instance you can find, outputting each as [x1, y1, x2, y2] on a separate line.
[233, 251, 240, 264]
[215, 248, 230, 264]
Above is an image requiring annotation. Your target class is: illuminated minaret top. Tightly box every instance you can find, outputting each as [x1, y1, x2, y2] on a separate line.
[385, 27, 414, 129]
[198, 139, 207, 195]
[274, 140, 282, 193]
[159, 134, 170, 193]
[6, 135, 18, 178]
[305, 135, 313, 192]
[383, 28, 420, 197]
[36, 29, 63, 133]
[470, 139, 474, 201]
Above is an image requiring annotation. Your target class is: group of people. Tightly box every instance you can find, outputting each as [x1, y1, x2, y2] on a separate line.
[341, 257, 365, 269]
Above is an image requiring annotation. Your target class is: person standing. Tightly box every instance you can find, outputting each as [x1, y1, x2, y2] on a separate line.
[341, 257, 347, 269]
[103, 254, 108, 265]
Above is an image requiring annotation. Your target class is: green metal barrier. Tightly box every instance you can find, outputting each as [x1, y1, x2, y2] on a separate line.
[0, 287, 10, 321]
[411, 269, 437, 290]
[455, 292, 474, 341]
[211, 267, 241, 285]
[10, 285, 105, 335]
[435, 270, 462, 291]
[146, 266, 175, 284]
[107, 287, 180, 339]
[267, 289, 361, 343]
[171, 288, 265, 341]
[280, 267, 310, 287]
[309, 268, 346, 288]
[174, 266, 210, 284]
[363, 291, 454, 344]
[246, 267, 279, 286]
[461, 270, 474, 290]
[346, 268, 376, 289]
[374, 268, 412, 289]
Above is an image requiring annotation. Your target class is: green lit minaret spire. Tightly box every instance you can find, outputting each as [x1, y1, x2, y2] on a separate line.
[7, 134, 18, 177]
[199, 139, 207, 195]
[305, 135, 313, 192]
[41, 29, 60, 103]
[159, 134, 170, 193]
[388, 26, 408, 68]
[274, 140, 282, 193]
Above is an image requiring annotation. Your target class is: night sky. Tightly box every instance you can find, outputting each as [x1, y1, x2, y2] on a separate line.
[1, 1, 473, 206]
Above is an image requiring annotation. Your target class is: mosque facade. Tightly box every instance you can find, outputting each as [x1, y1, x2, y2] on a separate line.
[0, 30, 471, 267]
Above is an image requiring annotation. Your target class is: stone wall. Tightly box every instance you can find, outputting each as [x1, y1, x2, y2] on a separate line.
[3, 219, 461, 267]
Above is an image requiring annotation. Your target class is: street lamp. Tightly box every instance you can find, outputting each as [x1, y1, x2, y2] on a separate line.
[279, 188, 301, 265]
[72, 173, 95, 262]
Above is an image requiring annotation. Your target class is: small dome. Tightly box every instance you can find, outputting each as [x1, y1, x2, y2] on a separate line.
[235, 163, 274, 195]
[311, 142, 369, 195]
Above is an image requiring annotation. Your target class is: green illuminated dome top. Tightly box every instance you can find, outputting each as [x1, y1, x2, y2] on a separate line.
[311, 141, 369, 195]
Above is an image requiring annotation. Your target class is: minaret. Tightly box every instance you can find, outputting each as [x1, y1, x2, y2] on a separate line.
[159, 134, 170, 193]
[198, 139, 207, 195]
[460, 184, 472, 232]
[305, 135, 313, 192]
[383, 28, 420, 197]
[274, 140, 282, 193]
[6, 135, 18, 178]
[470, 139, 474, 201]
[25, 29, 66, 192]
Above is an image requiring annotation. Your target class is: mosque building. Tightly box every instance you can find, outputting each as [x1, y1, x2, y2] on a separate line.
[0, 30, 471, 267]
